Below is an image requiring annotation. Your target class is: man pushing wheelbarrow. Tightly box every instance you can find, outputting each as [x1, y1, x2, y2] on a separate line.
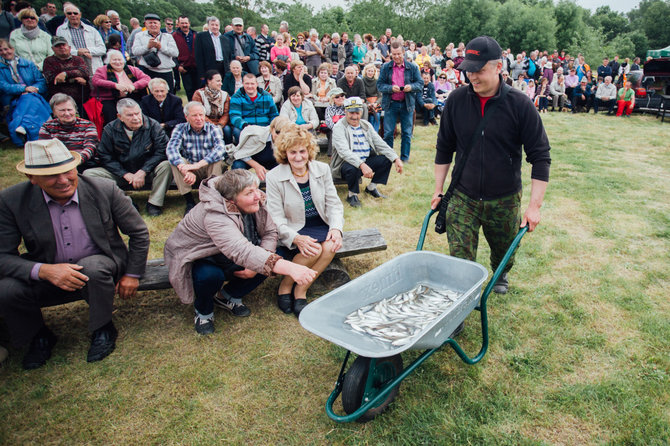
[431, 35, 551, 308]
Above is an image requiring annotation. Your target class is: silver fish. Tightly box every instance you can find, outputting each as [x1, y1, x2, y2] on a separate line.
[344, 283, 462, 346]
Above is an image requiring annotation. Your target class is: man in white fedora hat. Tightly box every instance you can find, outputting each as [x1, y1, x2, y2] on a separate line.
[0, 139, 150, 370]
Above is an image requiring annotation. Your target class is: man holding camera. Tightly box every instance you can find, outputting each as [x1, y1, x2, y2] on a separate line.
[431, 36, 551, 296]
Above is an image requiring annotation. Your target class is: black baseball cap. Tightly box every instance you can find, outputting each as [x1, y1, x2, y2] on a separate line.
[458, 36, 502, 73]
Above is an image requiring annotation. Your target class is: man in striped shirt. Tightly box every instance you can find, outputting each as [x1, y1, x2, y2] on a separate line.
[166, 101, 227, 215]
[330, 97, 403, 207]
[39, 94, 99, 171]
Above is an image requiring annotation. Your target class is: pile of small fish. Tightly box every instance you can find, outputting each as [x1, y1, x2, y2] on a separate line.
[344, 284, 462, 346]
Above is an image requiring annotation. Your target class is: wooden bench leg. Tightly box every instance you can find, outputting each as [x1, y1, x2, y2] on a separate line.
[311, 259, 350, 294]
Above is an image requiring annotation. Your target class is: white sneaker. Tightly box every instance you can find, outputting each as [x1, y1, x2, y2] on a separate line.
[15, 126, 26, 135]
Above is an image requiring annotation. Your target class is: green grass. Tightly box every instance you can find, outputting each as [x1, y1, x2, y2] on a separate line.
[1, 112, 669, 445]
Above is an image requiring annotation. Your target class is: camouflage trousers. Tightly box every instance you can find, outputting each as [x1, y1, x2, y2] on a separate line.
[445, 190, 522, 273]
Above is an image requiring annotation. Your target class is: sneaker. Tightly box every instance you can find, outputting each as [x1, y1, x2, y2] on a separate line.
[346, 195, 361, 208]
[14, 125, 26, 135]
[213, 292, 251, 317]
[493, 273, 509, 294]
[194, 315, 215, 335]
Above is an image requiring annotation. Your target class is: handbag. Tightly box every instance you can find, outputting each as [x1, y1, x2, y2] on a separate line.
[435, 84, 511, 233]
[144, 50, 161, 68]
[143, 34, 162, 68]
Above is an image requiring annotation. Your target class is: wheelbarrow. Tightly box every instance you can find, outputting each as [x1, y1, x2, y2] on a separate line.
[299, 209, 528, 422]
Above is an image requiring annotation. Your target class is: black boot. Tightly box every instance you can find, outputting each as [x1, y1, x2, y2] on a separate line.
[183, 192, 196, 216]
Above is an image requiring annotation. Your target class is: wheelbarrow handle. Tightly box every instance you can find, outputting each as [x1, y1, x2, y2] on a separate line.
[416, 208, 438, 251]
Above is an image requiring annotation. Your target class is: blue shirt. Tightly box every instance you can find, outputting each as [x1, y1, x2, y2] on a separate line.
[166, 121, 226, 166]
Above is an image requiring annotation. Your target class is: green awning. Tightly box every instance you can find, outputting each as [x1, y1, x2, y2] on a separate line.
[647, 45, 670, 58]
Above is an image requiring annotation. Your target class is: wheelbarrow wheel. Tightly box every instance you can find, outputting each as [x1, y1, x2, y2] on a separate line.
[342, 354, 403, 422]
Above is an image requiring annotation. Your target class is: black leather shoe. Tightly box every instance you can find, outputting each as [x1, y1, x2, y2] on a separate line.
[23, 326, 57, 370]
[346, 195, 361, 207]
[277, 293, 294, 314]
[146, 203, 163, 216]
[293, 299, 308, 317]
[364, 188, 387, 199]
[87, 321, 118, 363]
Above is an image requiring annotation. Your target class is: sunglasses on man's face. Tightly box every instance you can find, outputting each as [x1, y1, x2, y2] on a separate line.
[66, 12, 79, 15]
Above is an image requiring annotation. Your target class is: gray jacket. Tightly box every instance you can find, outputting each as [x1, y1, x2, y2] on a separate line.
[330, 118, 398, 179]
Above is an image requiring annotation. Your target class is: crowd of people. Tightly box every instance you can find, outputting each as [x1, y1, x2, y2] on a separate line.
[0, 2, 585, 371]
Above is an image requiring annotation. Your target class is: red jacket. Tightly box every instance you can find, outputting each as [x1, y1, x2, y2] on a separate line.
[173, 29, 196, 70]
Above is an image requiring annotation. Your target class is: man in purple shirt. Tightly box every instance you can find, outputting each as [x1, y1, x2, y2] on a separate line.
[0, 139, 149, 370]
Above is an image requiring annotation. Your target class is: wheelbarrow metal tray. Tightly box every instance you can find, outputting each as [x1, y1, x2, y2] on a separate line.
[300, 251, 488, 358]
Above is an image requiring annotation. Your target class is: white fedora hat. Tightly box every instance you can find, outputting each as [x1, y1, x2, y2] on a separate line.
[16, 139, 81, 175]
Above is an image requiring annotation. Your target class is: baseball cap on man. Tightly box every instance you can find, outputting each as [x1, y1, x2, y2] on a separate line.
[16, 139, 81, 175]
[51, 36, 68, 47]
[344, 97, 364, 112]
[458, 36, 502, 73]
[232, 17, 244, 26]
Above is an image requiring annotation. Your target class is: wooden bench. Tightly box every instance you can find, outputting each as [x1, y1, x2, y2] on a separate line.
[138, 227, 387, 293]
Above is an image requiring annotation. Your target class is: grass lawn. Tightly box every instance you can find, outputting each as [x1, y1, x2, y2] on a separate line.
[0, 112, 668, 445]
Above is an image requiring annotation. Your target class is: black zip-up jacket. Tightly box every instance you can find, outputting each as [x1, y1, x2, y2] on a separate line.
[435, 76, 551, 200]
[97, 115, 169, 178]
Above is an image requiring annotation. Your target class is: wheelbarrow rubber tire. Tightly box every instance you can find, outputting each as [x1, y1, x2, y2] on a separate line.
[341, 354, 403, 422]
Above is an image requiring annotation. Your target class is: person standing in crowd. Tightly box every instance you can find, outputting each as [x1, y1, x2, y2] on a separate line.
[106, 10, 128, 41]
[84, 98, 172, 217]
[340, 32, 353, 67]
[325, 32, 345, 72]
[224, 17, 259, 76]
[195, 16, 231, 83]
[432, 36, 550, 304]
[9, 8, 51, 71]
[377, 41, 423, 162]
[303, 28, 323, 77]
[0, 139, 149, 369]
[255, 24, 273, 62]
[172, 15, 198, 101]
[39, 2, 56, 27]
[132, 13, 178, 92]
[56, 3, 105, 77]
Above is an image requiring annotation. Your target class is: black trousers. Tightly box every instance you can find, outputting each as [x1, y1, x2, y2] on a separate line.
[140, 67, 175, 93]
[180, 66, 200, 101]
[0, 255, 118, 347]
[340, 154, 392, 194]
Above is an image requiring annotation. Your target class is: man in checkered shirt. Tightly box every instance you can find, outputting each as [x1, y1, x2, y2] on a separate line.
[166, 101, 228, 215]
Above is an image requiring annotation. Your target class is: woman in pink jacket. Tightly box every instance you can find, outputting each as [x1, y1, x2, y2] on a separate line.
[92, 49, 150, 124]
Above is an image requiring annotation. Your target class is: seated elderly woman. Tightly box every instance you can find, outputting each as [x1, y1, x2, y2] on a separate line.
[193, 69, 232, 143]
[92, 49, 150, 125]
[311, 62, 336, 121]
[9, 8, 52, 71]
[164, 169, 317, 334]
[256, 60, 282, 106]
[0, 38, 49, 145]
[140, 77, 186, 136]
[324, 87, 345, 156]
[228, 115, 291, 180]
[279, 85, 319, 133]
[222, 60, 246, 96]
[265, 125, 343, 316]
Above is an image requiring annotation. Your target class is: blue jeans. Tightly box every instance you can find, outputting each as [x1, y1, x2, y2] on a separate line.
[191, 256, 267, 316]
[368, 111, 380, 133]
[383, 101, 414, 161]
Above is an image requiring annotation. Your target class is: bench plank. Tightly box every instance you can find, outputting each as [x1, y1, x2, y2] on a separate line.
[137, 228, 386, 291]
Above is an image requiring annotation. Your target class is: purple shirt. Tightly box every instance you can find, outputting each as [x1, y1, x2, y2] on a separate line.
[391, 62, 406, 102]
[565, 74, 579, 88]
[30, 190, 103, 280]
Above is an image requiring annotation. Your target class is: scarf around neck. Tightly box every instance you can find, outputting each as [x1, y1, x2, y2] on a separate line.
[107, 64, 138, 98]
[21, 25, 41, 40]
